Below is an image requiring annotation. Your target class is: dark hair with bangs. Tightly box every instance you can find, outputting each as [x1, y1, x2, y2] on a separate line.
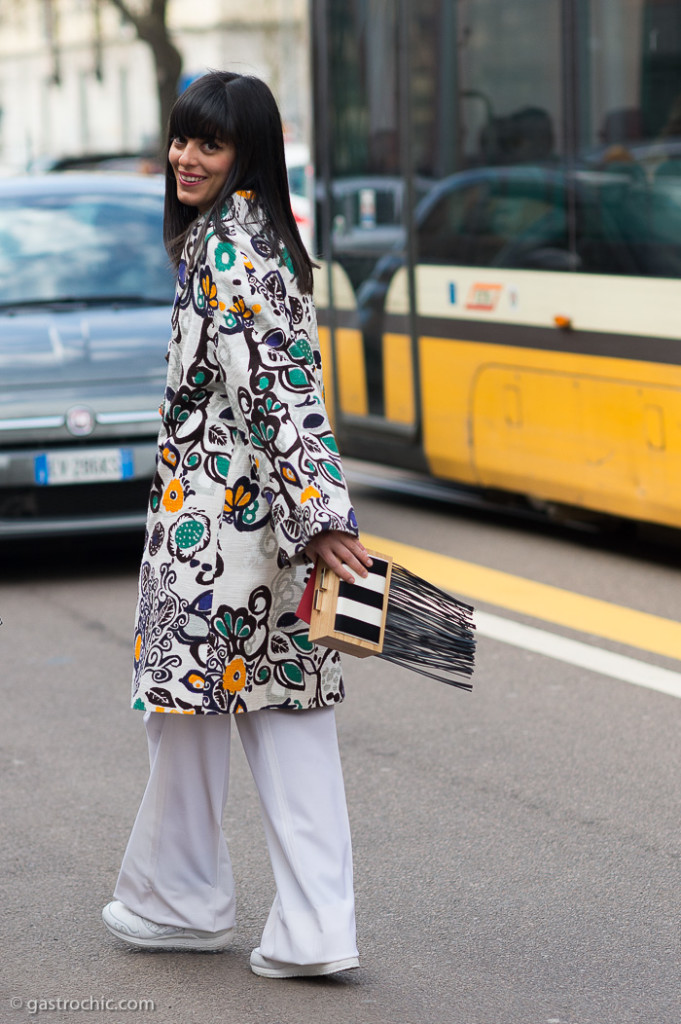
[163, 71, 314, 293]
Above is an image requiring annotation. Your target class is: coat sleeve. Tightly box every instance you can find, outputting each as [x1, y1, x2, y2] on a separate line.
[204, 230, 359, 563]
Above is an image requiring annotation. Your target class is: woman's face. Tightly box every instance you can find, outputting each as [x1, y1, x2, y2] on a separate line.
[169, 136, 236, 213]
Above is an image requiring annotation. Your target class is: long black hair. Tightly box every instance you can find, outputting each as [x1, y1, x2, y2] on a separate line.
[163, 71, 314, 294]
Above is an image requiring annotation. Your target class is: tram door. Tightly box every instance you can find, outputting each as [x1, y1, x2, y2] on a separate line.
[314, 0, 563, 465]
[313, 1, 422, 464]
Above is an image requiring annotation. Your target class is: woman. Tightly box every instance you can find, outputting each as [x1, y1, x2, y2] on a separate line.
[102, 71, 371, 978]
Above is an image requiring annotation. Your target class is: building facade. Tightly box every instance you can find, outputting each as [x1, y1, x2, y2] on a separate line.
[0, 0, 310, 172]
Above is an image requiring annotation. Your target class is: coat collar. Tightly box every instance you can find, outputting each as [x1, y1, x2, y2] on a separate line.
[220, 189, 265, 230]
[197, 191, 265, 251]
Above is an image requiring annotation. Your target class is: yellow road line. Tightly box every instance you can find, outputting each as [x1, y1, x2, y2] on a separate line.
[361, 533, 681, 663]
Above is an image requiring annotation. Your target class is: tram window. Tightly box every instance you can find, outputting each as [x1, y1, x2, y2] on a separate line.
[331, 184, 400, 232]
[410, 0, 567, 270]
[577, 0, 681, 277]
[417, 182, 485, 264]
[411, 0, 562, 179]
[317, 0, 681, 290]
[484, 195, 557, 241]
[317, 1, 410, 296]
[416, 171, 569, 269]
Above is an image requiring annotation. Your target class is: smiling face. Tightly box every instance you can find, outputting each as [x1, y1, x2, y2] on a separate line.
[168, 136, 236, 213]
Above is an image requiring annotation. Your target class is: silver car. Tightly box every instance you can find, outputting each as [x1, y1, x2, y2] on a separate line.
[0, 173, 174, 538]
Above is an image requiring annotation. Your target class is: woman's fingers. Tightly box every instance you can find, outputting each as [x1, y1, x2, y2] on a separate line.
[326, 548, 367, 584]
[309, 540, 359, 583]
[305, 532, 373, 585]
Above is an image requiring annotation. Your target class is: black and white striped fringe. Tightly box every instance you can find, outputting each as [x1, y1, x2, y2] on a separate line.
[381, 564, 476, 691]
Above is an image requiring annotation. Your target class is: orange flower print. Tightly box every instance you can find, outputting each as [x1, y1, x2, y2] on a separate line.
[224, 481, 253, 514]
[222, 657, 247, 693]
[200, 273, 218, 309]
[162, 478, 184, 513]
[134, 632, 142, 662]
[229, 296, 254, 322]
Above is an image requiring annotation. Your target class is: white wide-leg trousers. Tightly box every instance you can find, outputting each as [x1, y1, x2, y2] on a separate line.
[113, 706, 357, 965]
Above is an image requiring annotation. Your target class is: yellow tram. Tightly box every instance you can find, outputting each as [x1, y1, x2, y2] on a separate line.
[311, 0, 681, 528]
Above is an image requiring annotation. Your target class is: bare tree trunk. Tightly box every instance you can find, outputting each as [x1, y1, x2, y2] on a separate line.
[106, 0, 183, 149]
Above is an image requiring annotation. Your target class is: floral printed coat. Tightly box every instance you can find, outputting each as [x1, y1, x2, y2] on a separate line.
[131, 191, 358, 715]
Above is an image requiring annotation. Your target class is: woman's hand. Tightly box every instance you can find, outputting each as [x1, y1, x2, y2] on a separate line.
[304, 531, 373, 585]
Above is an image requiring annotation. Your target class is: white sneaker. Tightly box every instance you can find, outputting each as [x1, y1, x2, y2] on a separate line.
[249, 947, 359, 978]
[102, 900, 234, 952]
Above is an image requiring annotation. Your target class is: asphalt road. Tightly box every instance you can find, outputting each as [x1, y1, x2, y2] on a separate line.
[1, 470, 680, 1024]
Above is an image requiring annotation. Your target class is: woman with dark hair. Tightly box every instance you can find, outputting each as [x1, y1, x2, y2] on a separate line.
[102, 71, 371, 979]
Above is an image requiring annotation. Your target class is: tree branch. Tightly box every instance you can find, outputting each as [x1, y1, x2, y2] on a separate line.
[103, 0, 181, 145]
[106, 0, 141, 32]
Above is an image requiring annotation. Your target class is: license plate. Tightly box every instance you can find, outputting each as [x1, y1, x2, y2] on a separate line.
[34, 448, 134, 486]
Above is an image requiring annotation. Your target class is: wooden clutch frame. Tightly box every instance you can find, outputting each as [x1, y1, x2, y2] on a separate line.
[307, 548, 394, 657]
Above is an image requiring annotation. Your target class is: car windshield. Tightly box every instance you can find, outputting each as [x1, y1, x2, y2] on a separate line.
[0, 191, 174, 307]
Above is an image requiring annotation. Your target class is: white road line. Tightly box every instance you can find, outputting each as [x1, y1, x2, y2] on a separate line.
[476, 610, 681, 700]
